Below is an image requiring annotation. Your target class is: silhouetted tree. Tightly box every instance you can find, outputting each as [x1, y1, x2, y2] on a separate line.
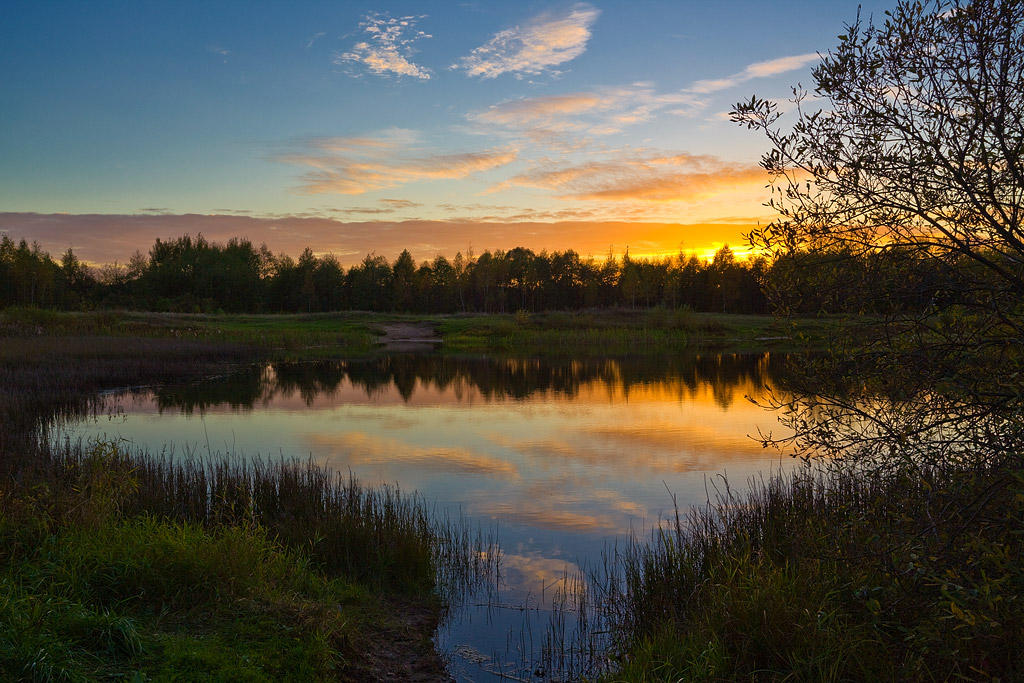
[733, 0, 1024, 472]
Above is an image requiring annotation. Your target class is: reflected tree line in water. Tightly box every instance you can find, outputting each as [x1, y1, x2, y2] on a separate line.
[147, 352, 790, 415]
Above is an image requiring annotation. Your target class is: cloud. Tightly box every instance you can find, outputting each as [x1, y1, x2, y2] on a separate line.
[469, 86, 706, 148]
[496, 151, 767, 203]
[379, 198, 421, 209]
[275, 128, 518, 194]
[690, 53, 819, 94]
[209, 46, 230, 62]
[307, 431, 519, 478]
[322, 198, 423, 216]
[453, 3, 600, 79]
[336, 13, 432, 80]
[305, 31, 326, 49]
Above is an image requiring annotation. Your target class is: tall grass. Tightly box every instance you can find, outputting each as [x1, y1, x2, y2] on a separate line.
[0, 446, 367, 681]
[15, 437, 496, 597]
[0, 436, 497, 680]
[531, 462, 1024, 681]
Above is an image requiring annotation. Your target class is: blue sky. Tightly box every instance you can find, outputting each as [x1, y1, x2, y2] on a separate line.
[0, 0, 892, 265]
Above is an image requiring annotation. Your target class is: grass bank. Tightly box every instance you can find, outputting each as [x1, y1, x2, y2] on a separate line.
[0, 306, 835, 359]
[590, 463, 1024, 681]
[0, 307, 380, 359]
[437, 308, 829, 355]
[1, 440, 470, 682]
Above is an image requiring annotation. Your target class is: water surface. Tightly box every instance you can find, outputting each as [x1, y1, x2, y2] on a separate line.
[64, 352, 794, 680]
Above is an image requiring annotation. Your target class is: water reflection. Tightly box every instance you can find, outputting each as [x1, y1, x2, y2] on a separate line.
[65, 352, 795, 682]
[152, 352, 784, 413]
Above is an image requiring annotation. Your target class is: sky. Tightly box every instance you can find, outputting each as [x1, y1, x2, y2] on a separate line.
[0, 0, 892, 267]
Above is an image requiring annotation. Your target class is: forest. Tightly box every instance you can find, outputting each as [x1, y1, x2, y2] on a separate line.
[0, 233, 772, 314]
[0, 231, 964, 317]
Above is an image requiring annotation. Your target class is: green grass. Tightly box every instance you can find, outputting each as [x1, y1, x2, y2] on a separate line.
[437, 308, 816, 355]
[1, 306, 838, 359]
[0, 510, 369, 682]
[0, 308, 380, 357]
[0, 438, 492, 681]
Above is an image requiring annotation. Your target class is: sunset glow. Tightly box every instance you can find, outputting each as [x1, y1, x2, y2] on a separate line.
[1, 1, 890, 265]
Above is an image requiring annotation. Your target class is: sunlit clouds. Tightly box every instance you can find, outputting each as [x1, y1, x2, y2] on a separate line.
[337, 13, 432, 80]
[307, 432, 520, 479]
[468, 85, 706, 148]
[0, 212, 759, 268]
[452, 3, 600, 79]
[690, 53, 820, 94]
[276, 129, 517, 194]
[497, 152, 767, 204]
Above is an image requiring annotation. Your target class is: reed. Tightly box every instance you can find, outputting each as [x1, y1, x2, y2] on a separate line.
[0, 436, 497, 680]
[566, 463, 1024, 681]
[16, 436, 495, 596]
[0, 457, 366, 681]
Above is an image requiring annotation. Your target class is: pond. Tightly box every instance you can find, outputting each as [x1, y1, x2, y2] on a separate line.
[60, 351, 796, 681]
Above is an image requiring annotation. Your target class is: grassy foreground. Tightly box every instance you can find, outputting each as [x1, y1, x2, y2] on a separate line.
[1, 441, 465, 682]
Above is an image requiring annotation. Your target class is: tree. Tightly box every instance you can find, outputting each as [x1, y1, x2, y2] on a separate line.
[314, 253, 347, 311]
[733, 0, 1024, 473]
[57, 247, 93, 310]
[348, 253, 392, 311]
[391, 249, 417, 312]
[709, 245, 741, 313]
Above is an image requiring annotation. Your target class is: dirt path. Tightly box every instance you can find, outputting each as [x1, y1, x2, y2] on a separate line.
[373, 322, 442, 351]
[349, 597, 453, 682]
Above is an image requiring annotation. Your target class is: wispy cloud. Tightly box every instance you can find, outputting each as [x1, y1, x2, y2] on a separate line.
[453, 3, 600, 79]
[323, 198, 423, 216]
[275, 128, 517, 194]
[496, 151, 766, 203]
[690, 53, 819, 94]
[209, 46, 230, 62]
[336, 13, 432, 80]
[469, 85, 706, 148]
[379, 198, 421, 209]
[305, 31, 326, 50]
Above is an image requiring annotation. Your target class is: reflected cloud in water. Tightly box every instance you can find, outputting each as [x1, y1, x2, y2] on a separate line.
[307, 431, 520, 479]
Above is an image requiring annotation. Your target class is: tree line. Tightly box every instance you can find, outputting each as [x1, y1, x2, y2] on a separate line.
[0, 234, 771, 314]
